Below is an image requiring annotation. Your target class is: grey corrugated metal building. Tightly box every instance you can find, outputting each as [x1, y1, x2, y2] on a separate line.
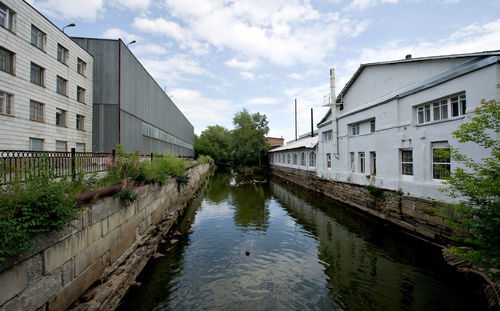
[72, 38, 194, 156]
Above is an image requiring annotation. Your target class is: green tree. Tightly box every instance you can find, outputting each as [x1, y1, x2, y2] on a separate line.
[194, 125, 231, 163]
[442, 91, 500, 277]
[231, 109, 270, 167]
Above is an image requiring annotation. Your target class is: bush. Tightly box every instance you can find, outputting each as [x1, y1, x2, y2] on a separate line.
[197, 155, 213, 164]
[0, 163, 78, 261]
[365, 184, 385, 199]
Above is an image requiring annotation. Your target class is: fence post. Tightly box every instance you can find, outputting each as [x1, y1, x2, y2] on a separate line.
[112, 149, 116, 163]
[151, 152, 154, 162]
[71, 148, 76, 179]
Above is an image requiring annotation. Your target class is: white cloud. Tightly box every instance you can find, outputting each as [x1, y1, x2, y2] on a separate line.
[31, 0, 104, 20]
[244, 97, 280, 106]
[288, 73, 303, 80]
[110, 0, 151, 10]
[140, 54, 210, 84]
[102, 28, 140, 43]
[240, 72, 255, 81]
[224, 58, 260, 70]
[133, 17, 184, 41]
[346, 0, 400, 10]
[130, 43, 168, 55]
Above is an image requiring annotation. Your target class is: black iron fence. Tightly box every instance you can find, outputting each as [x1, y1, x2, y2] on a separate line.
[0, 149, 111, 183]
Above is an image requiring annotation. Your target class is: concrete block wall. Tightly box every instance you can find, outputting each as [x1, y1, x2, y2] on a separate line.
[0, 163, 212, 311]
[270, 165, 453, 244]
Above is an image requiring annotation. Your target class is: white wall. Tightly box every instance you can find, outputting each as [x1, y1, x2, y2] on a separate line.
[270, 148, 316, 172]
[0, 0, 93, 151]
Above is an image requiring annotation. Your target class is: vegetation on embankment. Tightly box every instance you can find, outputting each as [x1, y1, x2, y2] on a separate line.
[0, 146, 213, 262]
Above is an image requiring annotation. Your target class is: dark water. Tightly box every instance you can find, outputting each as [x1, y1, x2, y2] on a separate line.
[119, 170, 487, 311]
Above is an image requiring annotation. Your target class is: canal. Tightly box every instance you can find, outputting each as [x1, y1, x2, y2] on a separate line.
[119, 169, 486, 310]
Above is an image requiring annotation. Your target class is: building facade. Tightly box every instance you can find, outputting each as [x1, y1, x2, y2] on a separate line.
[72, 38, 194, 156]
[0, 0, 93, 151]
[316, 51, 499, 202]
[269, 134, 317, 172]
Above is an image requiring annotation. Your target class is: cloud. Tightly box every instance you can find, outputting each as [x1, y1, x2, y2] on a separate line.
[109, 0, 151, 10]
[345, 0, 400, 10]
[102, 28, 139, 43]
[130, 43, 168, 55]
[244, 97, 280, 106]
[288, 73, 303, 80]
[240, 72, 255, 81]
[224, 58, 260, 70]
[133, 17, 184, 41]
[30, 0, 104, 20]
[140, 54, 210, 84]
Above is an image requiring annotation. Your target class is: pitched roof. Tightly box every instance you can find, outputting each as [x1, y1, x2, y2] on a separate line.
[269, 136, 318, 152]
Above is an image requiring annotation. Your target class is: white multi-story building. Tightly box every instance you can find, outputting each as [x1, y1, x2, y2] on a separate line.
[315, 51, 499, 202]
[0, 0, 93, 152]
[269, 133, 317, 172]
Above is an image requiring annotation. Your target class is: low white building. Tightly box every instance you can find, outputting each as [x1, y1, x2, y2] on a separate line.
[316, 51, 499, 202]
[0, 0, 93, 152]
[269, 134, 318, 172]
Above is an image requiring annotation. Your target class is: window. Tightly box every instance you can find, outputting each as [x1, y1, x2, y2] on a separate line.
[351, 123, 359, 136]
[57, 44, 68, 64]
[56, 108, 66, 127]
[29, 138, 44, 151]
[359, 152, 365, 173]
[56, 76, 67, 95]
[326, 153, 331, 168]
[432, 143, 451, 180]
[301, 152, 306, 166]
[55, 140, 67, 152]
[76, 114, 84, 130]
[77, 58, 86, 76]
[401, 149, 413, 176]
[76, 143, 85, 152]
[292, 153, 297, 165]
[287, 153, 291, 164]
[323, 130, 332, 142]
[77, 86, 85, 103]
[370, 119, 375, 133]
[31, 25, 46, 50]
[0, 2, 15, 31]
[29, 100, 44, 122]
[0, 46, 14, 74]
[370, 152, 376, 175]
[0, 90, 12, 115]
[417, 93, 466, 125]
[30, 62, 44, 86]
[350, 152, 355, 171]
[309, 152, 316, 167]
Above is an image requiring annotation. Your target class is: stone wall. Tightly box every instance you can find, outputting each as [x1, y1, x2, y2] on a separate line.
[270, 165, 453, 244]
[0, 163, 213, 311]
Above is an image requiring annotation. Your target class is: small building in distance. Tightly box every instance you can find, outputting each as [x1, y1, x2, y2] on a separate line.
[269, 133, 317, 172]
[266, 136, 284, 149]
[0, 0, 93, 151]
[72, 38, 194, 156]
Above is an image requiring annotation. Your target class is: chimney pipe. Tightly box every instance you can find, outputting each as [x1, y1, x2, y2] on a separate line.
[294, 98, 297, 141]
[311, 108, 314, 137]
[405, 54, 412, 59]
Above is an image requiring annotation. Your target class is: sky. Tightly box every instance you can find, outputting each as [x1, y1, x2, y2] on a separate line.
[27, 0, 500, 142]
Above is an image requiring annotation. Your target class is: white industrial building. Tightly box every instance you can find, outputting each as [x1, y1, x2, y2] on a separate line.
[269, 133, 317, 172]
[273, 51, 499, 203]
[0, 0, 93, 151]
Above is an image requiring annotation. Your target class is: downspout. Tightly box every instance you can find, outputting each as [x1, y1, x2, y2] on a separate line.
[118, 40, 121, 145]
[330, 68, 339, 158]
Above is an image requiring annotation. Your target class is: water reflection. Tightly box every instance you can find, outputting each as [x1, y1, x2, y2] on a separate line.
[119, 171, 487, 311]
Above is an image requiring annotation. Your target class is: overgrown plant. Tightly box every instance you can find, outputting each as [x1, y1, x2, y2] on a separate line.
[365, 184, 385, 200]
[115, 178, 142, 202]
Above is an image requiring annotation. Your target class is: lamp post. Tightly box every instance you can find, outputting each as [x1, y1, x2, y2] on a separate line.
[62, 23, 76, 33]
[127, 40, 136, 48]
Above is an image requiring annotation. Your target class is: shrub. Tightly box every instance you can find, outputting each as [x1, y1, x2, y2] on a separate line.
[365, 184, 385, 199]
[197, 155, 213, 164]
[395, 188, 404, 196]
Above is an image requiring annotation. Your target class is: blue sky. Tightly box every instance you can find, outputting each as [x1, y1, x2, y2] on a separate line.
[28, 0, 500, 142]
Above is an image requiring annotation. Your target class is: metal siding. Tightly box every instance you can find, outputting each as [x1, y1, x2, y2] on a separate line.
[92, 104, 118, 152]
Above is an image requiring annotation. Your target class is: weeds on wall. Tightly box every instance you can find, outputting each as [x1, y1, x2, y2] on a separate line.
[365, 184, 385, 200]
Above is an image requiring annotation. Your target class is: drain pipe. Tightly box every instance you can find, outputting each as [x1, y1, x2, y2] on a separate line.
[330, 68, 339, 159]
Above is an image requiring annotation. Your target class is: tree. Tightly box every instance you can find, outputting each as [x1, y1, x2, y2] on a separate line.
[442, 89, 500, 277]
[194, 125, 231, 163]
[230, 109, 270, 167]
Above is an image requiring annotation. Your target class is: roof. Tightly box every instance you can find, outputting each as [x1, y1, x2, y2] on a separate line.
[269, 136, 318, 152]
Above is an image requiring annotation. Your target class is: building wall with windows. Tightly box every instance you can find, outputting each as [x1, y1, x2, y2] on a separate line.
[316, 52, 499, 202]
[72, 38, 194, 156]
[269, 135, 317, 172]
[0, 0, 93, 151]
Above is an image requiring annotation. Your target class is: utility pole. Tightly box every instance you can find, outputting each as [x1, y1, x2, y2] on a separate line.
[311, 108, 314, 137]
[295, 98, 297, 141]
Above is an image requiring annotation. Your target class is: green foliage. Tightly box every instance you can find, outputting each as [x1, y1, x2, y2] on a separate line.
[230, 109, 270, 167]
[197, 155, 214, 164]
[365, 184, 385, 199]
[104, 145, 143, 186]
[395, 188, 404, 196]
[175, 173, 190, 191]
[115, 178, 142, 202]
[0, 163, 78, 262]
[147, 154, 187, 184]
[195, 125, 231, 163]
[438, 93, 500, 277]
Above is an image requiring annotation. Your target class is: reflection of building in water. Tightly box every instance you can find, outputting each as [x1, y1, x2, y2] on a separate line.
[270, 181, 454, 310]
[231, 184, 271, 231]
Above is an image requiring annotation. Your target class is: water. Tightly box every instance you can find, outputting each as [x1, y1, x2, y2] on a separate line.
[119, 170, 487, 311]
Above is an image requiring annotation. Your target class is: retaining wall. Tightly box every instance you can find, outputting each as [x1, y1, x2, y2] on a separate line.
[270, 165, 453, 244]
[0, 163, 213, 311]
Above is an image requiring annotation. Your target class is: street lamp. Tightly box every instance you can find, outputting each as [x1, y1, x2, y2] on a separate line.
[127, 40, 136, 47]
[62, 23, 76, 33]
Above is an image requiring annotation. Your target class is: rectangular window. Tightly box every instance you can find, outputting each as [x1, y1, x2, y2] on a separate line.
[323, 130, 332, 142]
[351, 123, 359, 136]
[56, 108, 66, 127]
[359, 152, 365, 173]
[76, 142, 85, 152]
[326, 153, 331, 168]
[292, 153, 297, 165]
[416, 93, 465, 124]
[287, 153, 291, 164]
[0, 2, 15, 32]
[370, 151, 376, 175]
[0, 46, 14, 74]
[30, 62, 44, 86]
[432, 144, 451, 180]
[57, 44, 68, 64]
[370, 119, 375, 133]
[451, 94, 466, 117]
[55, 140, 67, 152]
[76, 114, 84, 130]
[56, 76, 67, 95]
[31, 25, 46, 50]
[301, 152, 306, 166]
[350, 152, 355, 171]
[309, 152, 316, 167]
[77, 86, 85, 103]
[29, 137, 43, 151]
[401, 149, 413, 176]
[29, 100, 43, 122]
[77, 58, 86, 76]
[0, 90, 12, 115]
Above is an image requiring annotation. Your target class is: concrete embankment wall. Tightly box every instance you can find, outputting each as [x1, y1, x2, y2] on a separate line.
[270, 165, 453, 244]
[0, 163, 213, 311]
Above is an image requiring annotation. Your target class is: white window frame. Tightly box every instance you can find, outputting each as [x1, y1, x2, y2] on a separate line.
[350, 152, 355, 172]
[0, 2, 16, 32]
[400, 149, 413, 176]
[31, 25, 46, 50]
[370, 119, 375, 133]
[326, 153, 331, 168]
[55, 140, 67, 152]
[0, 46, 14, 74]
[77, 58, 86, 76]
[56, 76, 67, 96]
[416, 93, 466, 125]
[0, 90, 13, 115]
[76, 142, 85, 152]
[29, 137, 44, 151]
[77, 86, 85, 103]
[432, 142, 451, 180]
[351, 123, 360, 136]
[30, 62, 44, 86]
[358, 152, 365, 173]
[56, 108, 66, 127]
[370, 151, 376, 175]
[57, 44, 68, 64]
[309, 151, 316, 167]
[29, 100, 44, 122]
